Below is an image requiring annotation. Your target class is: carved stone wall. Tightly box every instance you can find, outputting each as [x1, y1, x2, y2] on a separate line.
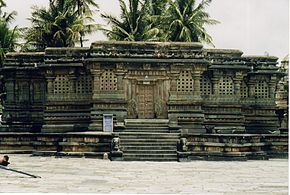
[1, 41, 284, 134]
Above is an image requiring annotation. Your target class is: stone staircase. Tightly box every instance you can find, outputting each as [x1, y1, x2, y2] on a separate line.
[119, 119, 180, 161]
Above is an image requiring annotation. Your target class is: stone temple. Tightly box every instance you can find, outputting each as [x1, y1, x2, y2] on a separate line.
[0, 41, 288, 161]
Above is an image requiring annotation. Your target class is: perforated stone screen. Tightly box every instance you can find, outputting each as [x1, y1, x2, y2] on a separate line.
[218, 76, 234, 95]
[200, 75, 212, 95]
[177, 70, 193, 92]
[100, 70, 117, 91]
[54, 75, 70, 94]
[76, 75, 92, 94]
[255, 80, 269, 98]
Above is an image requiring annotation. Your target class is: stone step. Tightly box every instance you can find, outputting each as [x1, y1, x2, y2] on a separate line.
[120, 132, 179, 135]
[121, 146, 177, 150]
[123, 157, 177, 161]
[120, 137, 179, 141]
[120, 129, 170, 133]
[125, 124, 169, 128]
[123, 153, 177, 161]
[120, 138, 179, 143]
[125, 126, 169, 130]
[120, 142, 178, 146]
[122, 128, 169, 132]
[125, 119, 169, 124]
[119, 134, 179, 139]
[123, 150, 176, 154]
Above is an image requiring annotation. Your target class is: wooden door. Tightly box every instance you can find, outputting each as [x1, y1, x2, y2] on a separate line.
[138, 85, 154, 118]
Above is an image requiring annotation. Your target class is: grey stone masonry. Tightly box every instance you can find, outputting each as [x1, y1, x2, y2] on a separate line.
[1, 41, 285, 134]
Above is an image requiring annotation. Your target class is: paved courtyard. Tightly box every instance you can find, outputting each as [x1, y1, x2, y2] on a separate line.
[0, 154, 288, 194]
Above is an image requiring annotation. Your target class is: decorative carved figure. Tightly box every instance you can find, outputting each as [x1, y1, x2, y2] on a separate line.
[128, 98, 138, 118]
[180, 138, 188, 152]
[154, 98, 166, 118]
[111, 137, 120, 152]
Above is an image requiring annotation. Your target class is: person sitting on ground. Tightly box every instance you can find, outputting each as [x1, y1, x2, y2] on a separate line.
[0, 155, 10, 166]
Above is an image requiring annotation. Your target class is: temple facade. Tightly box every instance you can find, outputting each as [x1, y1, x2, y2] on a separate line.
[1, 41, 285, 134]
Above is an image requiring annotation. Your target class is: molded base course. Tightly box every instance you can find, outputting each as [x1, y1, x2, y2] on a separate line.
[0, 132, 114, 159]
[0, 132, 287, 161]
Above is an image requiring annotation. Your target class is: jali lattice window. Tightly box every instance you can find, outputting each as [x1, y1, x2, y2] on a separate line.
[200, 75, 212, 95]
[177, 70, 193, 92]
[100, 70, 117, 91]
[218, 76, 234, 95]
[54, 75, 70, 94]
[76, 75, 92, 94]
[240, 81, 248, 98]
[255, 80, 268, 98]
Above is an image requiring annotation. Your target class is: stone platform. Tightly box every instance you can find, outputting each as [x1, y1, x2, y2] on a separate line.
[0, 154, 288, 194]
[0, 132, 287, 161]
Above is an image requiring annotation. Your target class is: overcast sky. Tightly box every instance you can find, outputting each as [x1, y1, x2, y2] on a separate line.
[3, 0, 289, 61]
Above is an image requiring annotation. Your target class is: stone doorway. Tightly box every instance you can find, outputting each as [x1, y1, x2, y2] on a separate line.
[137, 84, 155, 118]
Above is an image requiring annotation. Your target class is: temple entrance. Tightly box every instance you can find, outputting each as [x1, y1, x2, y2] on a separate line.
[138, 85, 155, 118]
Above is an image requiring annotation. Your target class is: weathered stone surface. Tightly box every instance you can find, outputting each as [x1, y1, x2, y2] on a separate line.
[0, 154, 288, 194]
[0, 41, 288, 161]
[1, 41, 284, 134]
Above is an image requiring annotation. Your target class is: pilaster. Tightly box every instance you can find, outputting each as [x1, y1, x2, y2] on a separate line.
[233, 72, 243, 97]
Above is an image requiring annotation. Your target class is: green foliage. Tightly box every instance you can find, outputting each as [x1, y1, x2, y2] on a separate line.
[145, 0, 168, 41]
[102, 0, 218, 45]
[0, 0, 19, 66]
[23, 0, 99, 51]
[101, 0, 160, 41]
[164, 0, 219, 44]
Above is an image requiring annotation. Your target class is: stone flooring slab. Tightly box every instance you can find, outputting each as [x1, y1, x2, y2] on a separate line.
[0, 154, 288, 194]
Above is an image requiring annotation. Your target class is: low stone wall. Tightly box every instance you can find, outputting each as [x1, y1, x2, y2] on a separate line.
[0, 132, 287, 161]
[178, 134, 288, 161]
[0, 132, 114, 158]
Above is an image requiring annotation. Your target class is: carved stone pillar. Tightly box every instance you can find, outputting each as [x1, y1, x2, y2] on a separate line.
[170, 71, 179, 92]
[248, 80, 256, 98]
[193, 65, 206, 98]
[46, 70, 55, 98]
[193, 71, 201, 97]
[116, 73, 124, 90]
[5, 79, 15, 103]
[69, 76, 77, 94]
[91, 70, 102, 99]
[116, 63, 125, 91]
[269, 76, 277, 99]
[212, 78, 219, 95]
[212, 71, 223, 96]
[193, 70, 202, 98]
[233, 79, 241, 97]
[233, 72, 243, 97]
[19, 81, 30, 103]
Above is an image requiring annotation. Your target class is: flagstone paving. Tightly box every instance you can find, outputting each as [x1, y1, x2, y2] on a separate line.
[0, 154, 288, 194]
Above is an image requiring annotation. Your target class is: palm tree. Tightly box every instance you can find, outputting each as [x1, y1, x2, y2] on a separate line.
[24, 0, 98, 51]
[0, 0, 20, 107]
[0, 1, 19, 66]
[145, 0, 169, 41]
[72, 0, 99, 47]
[163, 0, 219, 45]
[101, 0, 159, 41]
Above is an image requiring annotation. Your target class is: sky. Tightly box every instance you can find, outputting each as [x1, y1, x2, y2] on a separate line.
[3, 0, 289, 61]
